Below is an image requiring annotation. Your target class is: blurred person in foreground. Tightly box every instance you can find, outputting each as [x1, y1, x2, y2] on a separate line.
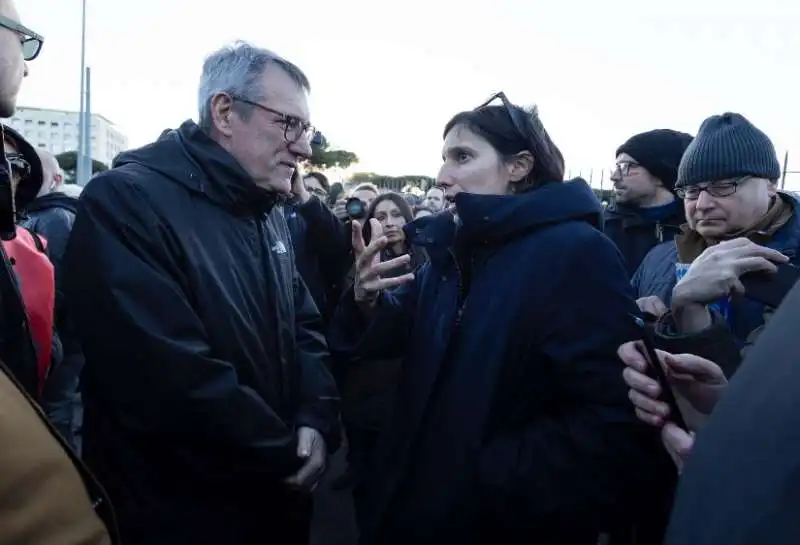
[330, 93, 658, 545]
[618, 274, 800, 544]
[62, 41, 339, 545]
[0, 1, 117, 542]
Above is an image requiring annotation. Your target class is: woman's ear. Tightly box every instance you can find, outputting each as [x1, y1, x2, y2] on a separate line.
[508, 151, 534, 183]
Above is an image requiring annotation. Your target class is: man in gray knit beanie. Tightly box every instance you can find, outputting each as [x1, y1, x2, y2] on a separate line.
[632, 112, 797, 369]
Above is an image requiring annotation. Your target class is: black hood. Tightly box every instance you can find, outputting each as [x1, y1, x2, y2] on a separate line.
[113, 120, 282, 215]
[24, 191, 79, 215]
[409, 178, 604, 249]
[2, 124, 44, 211]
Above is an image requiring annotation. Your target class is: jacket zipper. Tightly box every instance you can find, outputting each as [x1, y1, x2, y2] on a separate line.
[449, 248, 467, 328]
[253, 215, 290, 411]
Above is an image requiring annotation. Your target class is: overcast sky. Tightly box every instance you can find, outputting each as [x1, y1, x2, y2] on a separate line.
[17, 0, 800, 187]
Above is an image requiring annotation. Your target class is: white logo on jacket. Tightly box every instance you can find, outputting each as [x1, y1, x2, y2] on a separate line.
[271, 241, 288, 254]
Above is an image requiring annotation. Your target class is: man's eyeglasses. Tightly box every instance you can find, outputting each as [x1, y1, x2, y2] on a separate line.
[0, 15, 43, 61]
[6, 152, 30, 178]
[231, 96, 316, 144]
[613, 160, 640, 178]
[675, 177, 749, 200]
[476, 91, 528, 141]
[308, 187, 327, 199]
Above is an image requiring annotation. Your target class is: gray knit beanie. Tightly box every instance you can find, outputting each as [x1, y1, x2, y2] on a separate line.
[676, 112, 780, 187]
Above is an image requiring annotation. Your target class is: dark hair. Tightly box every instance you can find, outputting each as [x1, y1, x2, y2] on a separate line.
[443, 102, 565, 192]
[363, 192, 414, 244]
[303, 171, 329, 191]
[328, 181, 344, 202]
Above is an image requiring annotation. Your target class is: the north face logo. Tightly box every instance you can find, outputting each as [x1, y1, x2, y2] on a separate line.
[271, 241, 288, 254]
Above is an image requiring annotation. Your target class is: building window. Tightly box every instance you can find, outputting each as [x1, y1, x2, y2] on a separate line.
[50, 121, 59, 127]
[37, 121, 45, 126]
[37, 143, 46, 148]
[24, 120, 32, 125]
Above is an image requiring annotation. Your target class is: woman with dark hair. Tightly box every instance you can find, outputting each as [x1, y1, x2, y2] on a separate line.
[331, 93, 657, 545]
[335, 192, 427, 520]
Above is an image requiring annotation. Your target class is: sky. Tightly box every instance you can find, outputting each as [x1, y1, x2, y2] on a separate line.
[17, 0, 800, 188]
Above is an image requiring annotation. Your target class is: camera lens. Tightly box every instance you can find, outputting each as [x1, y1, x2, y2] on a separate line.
[345, 197, 366, 219]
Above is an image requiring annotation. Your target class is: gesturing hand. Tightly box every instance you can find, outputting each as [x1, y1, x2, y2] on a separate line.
[351, 218, 415, 306]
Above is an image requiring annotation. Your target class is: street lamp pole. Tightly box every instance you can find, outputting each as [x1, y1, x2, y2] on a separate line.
[76, 0, 88, 185]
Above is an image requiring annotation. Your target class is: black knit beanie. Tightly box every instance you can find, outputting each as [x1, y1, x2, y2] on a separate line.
[616, 129, 694, 191]
[676, 112, 780, 187]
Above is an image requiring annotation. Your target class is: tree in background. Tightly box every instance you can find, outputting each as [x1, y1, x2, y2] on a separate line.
[55, 151, 109, 184]
[307, 133, 359, 170]
[351, 172, 435, 192]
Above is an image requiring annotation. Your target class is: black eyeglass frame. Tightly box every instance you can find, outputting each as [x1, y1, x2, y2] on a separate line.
[0, 15, 43, 61]
[476, 91, 530, 143]
[675, 176, 751, 200]
[230, 95, 316, 144]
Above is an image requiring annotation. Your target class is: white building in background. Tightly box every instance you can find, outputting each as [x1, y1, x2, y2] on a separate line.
[3, 106, 129, 166]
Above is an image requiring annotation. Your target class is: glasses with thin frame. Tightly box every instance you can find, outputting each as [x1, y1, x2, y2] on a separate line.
[0, 15, 43, 61]
[231, 96, 316, 144]
[675, 176, 750, 200]
[613, 160, 640, 178]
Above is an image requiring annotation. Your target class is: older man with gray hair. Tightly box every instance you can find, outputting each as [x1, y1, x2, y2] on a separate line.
[62, 41, 340, 545]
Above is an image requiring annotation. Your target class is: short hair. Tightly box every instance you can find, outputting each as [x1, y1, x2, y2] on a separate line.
[303, 171, 329, 191]
[444, 100, 565, 192]
[351, 183, 379, 196]
[198, 41, 310, 132]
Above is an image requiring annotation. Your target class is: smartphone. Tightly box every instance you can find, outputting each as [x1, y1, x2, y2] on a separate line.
[631, 314, 688, 431]
[740, 262, 800, 308]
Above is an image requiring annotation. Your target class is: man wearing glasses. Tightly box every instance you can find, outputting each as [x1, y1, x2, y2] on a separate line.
[632, 112, 796, 375]
[605, 129, 693, 277]
[62, 41, 339, 545]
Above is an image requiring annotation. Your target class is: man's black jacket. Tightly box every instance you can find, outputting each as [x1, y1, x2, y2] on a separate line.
[62, 120, 340, 545]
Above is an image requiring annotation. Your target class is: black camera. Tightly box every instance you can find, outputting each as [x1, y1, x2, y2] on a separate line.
[345, 197, 367, 220]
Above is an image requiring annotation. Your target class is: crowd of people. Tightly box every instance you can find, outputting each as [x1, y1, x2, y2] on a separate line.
[0, 1, 799, 544]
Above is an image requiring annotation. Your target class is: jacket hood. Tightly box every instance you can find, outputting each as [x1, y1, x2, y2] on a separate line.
[409, 178, 603, 247]
[113, 120, 281, 215]
[2, 124, 44, 211]
[24, 191, 79, 215]
[605, 198, 684, 223]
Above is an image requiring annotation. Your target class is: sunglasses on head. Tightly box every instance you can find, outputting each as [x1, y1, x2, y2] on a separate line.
[475, 91, 530, 142]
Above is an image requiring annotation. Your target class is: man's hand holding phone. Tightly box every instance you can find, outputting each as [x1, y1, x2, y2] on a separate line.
[619, 341, 728, 472]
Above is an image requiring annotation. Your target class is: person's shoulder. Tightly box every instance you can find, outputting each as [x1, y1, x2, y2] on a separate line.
[546, 220, 618, 254]
[640, 239, 678, 268]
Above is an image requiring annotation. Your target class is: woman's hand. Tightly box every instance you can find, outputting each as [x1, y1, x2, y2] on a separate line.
[352, 219, 414, 306]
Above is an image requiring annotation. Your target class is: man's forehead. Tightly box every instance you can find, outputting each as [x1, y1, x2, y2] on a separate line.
[259, 64, 310, 120]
